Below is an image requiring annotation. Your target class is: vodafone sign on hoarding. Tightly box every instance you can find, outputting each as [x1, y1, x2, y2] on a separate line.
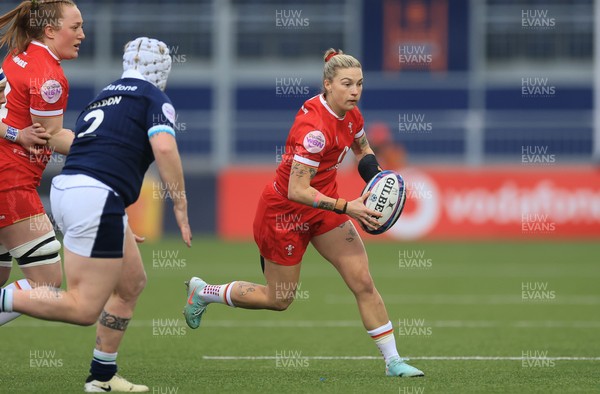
[218, 167, 600, 240]
[391, 167, 600, 240]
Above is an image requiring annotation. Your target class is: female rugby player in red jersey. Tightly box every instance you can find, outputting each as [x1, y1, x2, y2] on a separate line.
[185, 48, 424, 377]
[0, 69, 48, 149]
[0, 1, 148, 391]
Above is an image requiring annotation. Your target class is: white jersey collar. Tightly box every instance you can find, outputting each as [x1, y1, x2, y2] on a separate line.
[30, 40, 60, 62]
[319, 94, 345, 120]
[121, 69, 147, 81]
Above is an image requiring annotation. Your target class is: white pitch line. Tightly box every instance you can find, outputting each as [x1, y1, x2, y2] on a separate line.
[325, 294, 600, 305]
[202, 356, 600, 361]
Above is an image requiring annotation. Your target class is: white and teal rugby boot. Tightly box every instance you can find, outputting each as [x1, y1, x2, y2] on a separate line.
[386, 357, 425, 377]
[183, 277, 208, 329]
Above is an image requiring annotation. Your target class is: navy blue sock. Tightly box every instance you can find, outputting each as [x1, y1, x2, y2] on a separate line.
[88, 350, 118, 382]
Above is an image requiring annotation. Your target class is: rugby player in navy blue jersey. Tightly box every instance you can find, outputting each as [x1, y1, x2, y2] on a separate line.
[0, 37, 191, 392]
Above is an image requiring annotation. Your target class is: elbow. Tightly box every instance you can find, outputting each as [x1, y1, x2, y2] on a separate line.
[354, 152, 366, 162]
[356, 150, 373, 162]
[287, 187, 301, 203]
[154, 143, 177, 157]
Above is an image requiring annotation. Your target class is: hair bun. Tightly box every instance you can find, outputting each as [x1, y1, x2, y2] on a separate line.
[325, 51, 338, 63]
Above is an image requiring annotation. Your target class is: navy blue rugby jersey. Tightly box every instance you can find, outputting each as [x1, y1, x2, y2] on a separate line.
[62, 72, 176, 207]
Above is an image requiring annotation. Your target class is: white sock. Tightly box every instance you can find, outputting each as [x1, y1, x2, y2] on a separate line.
[199, 282, 237, 307]
[367, 321, 400, 364]
[0, 279, 30, 321]
[93, 349, 118, 365]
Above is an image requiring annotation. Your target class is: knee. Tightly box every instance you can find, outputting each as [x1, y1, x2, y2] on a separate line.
[75, 312, 101, 327]
[71, 305, 102, 326]
[269, 297, 293, 311]
[116, 271, 147, 303]
[129, 271, 147, 298]
[76, 315, 99, 326]
[350, 270, 375, 296]
[268, 282, 297, 311]
[54, 292, 102, 326]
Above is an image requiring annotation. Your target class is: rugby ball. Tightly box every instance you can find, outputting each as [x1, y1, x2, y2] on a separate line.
[360, 170, 406, 235]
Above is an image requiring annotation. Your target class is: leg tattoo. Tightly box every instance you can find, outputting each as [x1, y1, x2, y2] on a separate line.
[98, 310, 131, 331]
[237, 282, 258, 297]
[345, 225, 358, 243]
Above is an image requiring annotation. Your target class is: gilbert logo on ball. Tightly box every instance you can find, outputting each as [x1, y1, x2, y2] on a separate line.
[360, 170, 406, 235]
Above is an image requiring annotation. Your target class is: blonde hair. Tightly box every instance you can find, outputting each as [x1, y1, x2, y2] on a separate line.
[322, 48, 361, 90]
[0, 0, 76, 56]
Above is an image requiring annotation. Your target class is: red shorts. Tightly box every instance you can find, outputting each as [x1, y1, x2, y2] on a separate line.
[0, 187, 45, 229]
[253, 183, 348, 266]
[0, 143, 46, 228]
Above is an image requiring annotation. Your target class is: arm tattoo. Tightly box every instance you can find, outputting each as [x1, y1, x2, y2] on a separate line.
[359, 135, 369, 150]
[309, 167, 317, 179]
[318, 201, 334, 211]
[290, 162, 309, 178]
[98, 310, 131, 331]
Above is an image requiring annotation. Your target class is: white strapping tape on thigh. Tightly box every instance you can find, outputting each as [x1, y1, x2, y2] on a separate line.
[10, 230, 61, 267]
[0, 244, 12, 268]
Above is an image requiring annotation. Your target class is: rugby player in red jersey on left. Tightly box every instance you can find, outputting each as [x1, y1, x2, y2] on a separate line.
[0, 1, 149, 391]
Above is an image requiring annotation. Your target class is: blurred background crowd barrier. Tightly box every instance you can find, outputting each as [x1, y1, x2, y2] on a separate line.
[3, 0, 599, 240]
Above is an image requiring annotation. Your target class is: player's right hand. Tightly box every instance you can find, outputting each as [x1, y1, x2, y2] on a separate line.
[173, 203, 192, 247]
[19, 123, 51, 153]
[345, 192, 382, 231]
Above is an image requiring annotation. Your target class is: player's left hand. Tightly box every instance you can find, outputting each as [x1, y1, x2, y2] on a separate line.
[133, 233, 146, 243]
[346, 192, 382, 231]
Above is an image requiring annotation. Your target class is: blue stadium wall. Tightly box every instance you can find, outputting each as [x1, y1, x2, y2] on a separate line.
[42, 0, 592, 236]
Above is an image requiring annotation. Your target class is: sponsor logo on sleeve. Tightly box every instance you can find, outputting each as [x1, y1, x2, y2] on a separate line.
[162, 103, 176, 124]
[40, 80, 62, 104]
[303, 130, 325, 153]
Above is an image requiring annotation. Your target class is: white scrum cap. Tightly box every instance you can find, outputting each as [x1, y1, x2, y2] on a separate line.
[123, 37, 172, 91]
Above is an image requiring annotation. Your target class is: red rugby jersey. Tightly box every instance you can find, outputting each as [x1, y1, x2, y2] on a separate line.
[0, 41, 68, 188]
[274, 94, 364, 198]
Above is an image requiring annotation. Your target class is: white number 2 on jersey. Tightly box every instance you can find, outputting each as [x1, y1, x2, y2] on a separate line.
[78, 109, 104, 138]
